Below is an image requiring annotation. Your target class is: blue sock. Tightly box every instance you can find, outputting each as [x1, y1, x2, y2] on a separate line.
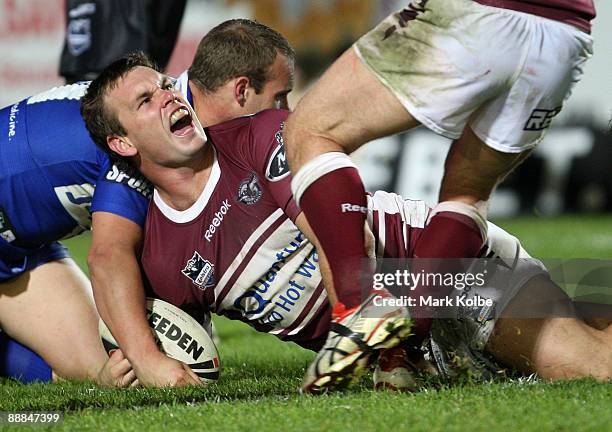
[0, 332, 52, 384]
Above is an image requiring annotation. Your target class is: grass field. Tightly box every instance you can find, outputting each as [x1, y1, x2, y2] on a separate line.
[1, 216, 611, 431]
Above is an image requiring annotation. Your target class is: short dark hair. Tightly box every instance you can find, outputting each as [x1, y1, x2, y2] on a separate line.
[81, 52, 158, 156]
[188, 19, 295, 94]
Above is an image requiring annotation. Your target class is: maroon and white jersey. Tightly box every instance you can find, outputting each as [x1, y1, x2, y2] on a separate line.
[365, 191, 430, 259]
[141, 110, 330, 349]
[139, 108, 435, 348]
[475, 0, 595, 33]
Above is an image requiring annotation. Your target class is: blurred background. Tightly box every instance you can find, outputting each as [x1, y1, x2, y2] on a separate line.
[1, 0, 611, 218]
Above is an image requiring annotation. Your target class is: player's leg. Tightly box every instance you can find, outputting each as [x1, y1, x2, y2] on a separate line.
[0, 258, 108, 380]
[287, 45, 418, 171]
[468, 222, 612, 380]
[408, 128, 522, 339]
[431, 7, 593, 253]
[487, 274, 612, 381]
[439, 128, 525, 205]
[286, 20, 424, 393]
[289, 4, 490, 393]
[370, 195, 503, 390]
[413, 8, 593, 336]
[384, 219, 610, 384]
[287, 1, 520, 348]
[286, 46, 419, 309]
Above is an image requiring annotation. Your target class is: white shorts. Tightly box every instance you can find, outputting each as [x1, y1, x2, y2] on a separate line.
[354, 0, 593, 153]
[427, 222, 547, 381]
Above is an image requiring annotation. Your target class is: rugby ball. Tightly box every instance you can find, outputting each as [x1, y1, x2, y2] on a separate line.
[99, 297, 220, 383]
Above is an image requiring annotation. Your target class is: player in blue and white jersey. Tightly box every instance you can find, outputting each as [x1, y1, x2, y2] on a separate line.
[0, 82, 152, 383]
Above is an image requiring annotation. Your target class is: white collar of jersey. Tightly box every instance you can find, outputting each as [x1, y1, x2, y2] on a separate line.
[153, 150, 220, 223]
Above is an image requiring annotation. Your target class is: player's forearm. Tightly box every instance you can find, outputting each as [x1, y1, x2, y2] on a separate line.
[88, 212, 162, 366]
[88, 246, 160, 363]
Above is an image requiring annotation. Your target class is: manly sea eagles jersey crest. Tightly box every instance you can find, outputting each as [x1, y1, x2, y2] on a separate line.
[237, 173, 262, 205]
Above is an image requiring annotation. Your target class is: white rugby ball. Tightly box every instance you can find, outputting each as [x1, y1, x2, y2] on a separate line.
[99, 297, 220, 383]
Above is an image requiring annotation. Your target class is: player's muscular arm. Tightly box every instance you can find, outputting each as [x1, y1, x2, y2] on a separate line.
[89, 212, 201, 387]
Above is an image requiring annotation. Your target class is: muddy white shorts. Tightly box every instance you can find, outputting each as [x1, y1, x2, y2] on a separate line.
[354, 0, 593, 153]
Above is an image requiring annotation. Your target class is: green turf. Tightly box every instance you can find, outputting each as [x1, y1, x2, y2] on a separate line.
[1, 216, 611, 431]
[60, 231, 92, 276]
[495, 215, 612, 258]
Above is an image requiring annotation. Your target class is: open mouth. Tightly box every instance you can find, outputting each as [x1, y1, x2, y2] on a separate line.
[169, 107, 193, 135]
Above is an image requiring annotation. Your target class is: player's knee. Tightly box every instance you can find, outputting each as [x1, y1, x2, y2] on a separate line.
[284, 113, 343, 170]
